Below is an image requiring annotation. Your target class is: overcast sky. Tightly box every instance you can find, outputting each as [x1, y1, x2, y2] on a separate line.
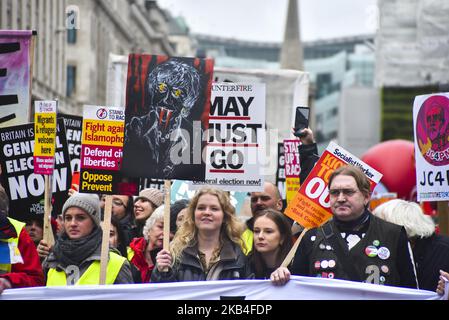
[157, 0, 378, 42]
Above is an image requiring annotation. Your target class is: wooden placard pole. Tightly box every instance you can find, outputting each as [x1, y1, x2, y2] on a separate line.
[162, 180, 171, 272]
[281, 227, 308, 268]
[42, 175, 55, 247]
[438, 201, 449, 236]
[99, 195, 112, 285]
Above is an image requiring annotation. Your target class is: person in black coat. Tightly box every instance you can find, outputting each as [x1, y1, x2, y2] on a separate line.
[270, 165, 418, 289]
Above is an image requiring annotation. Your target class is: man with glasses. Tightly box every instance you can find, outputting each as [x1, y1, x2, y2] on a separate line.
[100, 194, 136, 246]
[271, 165, 418, 289]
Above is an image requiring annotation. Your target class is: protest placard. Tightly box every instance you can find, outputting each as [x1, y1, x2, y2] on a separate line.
[285, 141, 383, 229]
[275, 143, 287, 205]
[79, 105, 137, 196]
[191, 83, 265, 192]
[79, 105, 138, 284]
[413, 93, 449, 201]
[61, 114, 82, 174]
[283, 139, 300, 204]
[33, 100, 58, 245]
[0, 30, 34, 127]
[0, 118, 71, 221]
[213, 67, 309, 183]
[122, 54, 214, 181]
[33, 101, 57, 175]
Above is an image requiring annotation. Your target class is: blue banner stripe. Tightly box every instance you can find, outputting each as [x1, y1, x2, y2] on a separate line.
[0, 242, 11, 264]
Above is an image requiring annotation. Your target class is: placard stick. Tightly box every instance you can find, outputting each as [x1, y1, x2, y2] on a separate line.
[42, 175, 55, 247]
[438, 201, 449, 236]
[99, 195, 112, 285]
[281, 227, 309, 268]
[163, 180, 171, 272]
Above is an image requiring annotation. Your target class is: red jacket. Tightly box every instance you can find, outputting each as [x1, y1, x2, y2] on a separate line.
[1, 227, 45, 288]
[128, 237, 154, 283]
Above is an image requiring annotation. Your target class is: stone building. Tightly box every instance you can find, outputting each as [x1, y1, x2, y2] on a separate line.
[0, 0, 174, 116]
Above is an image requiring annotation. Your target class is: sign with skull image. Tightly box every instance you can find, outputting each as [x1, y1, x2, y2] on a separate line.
[122, 55, 214, 181]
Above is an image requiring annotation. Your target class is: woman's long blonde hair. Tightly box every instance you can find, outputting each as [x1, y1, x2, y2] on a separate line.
[169, 188, 245, 264]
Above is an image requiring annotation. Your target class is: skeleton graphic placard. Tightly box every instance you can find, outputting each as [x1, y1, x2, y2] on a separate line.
[122, 55, 214, 181]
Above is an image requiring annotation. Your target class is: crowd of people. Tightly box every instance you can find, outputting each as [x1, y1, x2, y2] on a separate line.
[0, 128, 447, 299]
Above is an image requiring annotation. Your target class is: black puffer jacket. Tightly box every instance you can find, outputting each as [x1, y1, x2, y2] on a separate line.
[151, 238, 254, 282]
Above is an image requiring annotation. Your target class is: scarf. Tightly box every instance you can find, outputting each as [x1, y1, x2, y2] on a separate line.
[52, 226, 102, 267]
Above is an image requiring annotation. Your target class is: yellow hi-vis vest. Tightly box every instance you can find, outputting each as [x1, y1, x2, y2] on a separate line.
[0, 218, 25, 273]
[46, 251, 126, 286]
[241, 228, 253, 255]
[127, 246, 134, 261]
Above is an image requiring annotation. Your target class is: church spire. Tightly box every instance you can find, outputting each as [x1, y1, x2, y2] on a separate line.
[280, 0, 304, 70]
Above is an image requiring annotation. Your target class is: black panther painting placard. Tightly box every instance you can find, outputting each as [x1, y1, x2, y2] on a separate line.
[122, 55, 214, 181]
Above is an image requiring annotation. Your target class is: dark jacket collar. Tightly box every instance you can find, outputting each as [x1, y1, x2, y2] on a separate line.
[0, 216, 17, 239]
[182, 236, 239, 267]
[333, 209, 371, 232]
[246, 216, 255, 231]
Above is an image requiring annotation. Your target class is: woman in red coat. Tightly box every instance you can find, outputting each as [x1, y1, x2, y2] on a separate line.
[0, 185, 44, 293]
[128, 205, 168, 282]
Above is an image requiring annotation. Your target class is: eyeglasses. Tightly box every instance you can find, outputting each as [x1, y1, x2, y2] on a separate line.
[112, 199, 126, 208]
[328, 188, 358, 197]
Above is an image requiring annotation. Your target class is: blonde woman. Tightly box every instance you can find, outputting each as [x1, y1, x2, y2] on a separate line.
[151, 188, 254, 282]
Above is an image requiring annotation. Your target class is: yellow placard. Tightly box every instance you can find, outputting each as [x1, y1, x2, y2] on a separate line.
[34, 112, 57, 157]
[81, 120, 124, 147]
[286, 177, 300, 204]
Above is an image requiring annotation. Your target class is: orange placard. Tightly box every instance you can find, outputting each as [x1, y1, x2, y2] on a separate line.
[369, 192, 397, 211]
[284, 142, 383, 229]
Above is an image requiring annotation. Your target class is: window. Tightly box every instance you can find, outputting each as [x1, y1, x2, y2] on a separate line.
[67, 10, 77, 44]
[66, 65, 76, 97]
[67, 28, 76, 44]
[316, 73, 332, 99]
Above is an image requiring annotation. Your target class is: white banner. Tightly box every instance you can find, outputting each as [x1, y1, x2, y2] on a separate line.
[0, 276, 443, 300]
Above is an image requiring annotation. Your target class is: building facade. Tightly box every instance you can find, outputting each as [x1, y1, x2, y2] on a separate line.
[64, 0, 174, 114]
[0, 0, 174, 116]
[1, 0, 72, 116]
[194, 33, 376, 155]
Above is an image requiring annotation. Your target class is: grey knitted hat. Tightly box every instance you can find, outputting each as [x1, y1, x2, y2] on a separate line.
[62, 193, 101, 226]
[136, 188, 164, 207]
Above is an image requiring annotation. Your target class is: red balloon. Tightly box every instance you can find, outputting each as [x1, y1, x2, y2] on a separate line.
[361, 140, 416, 200]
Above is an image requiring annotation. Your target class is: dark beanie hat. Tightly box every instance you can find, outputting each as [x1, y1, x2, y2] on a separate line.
[169, 199, 189, 233]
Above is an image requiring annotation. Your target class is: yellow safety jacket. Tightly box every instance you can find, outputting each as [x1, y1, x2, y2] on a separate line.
[0, 218, 25, 273]
[241, 228, 253, 255]
[47, 251, 126, 286]
[127, 246, 135, 261]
